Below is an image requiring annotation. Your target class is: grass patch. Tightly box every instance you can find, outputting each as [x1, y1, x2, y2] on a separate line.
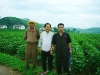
[0, 52, 57, 75]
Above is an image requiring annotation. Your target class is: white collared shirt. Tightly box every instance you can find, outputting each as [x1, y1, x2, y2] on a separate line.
[38, 31, 54, 52]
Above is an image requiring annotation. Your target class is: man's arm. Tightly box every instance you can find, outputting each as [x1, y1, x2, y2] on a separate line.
[50, 44, 55, 55]
[66, 33, 72, 54]
[50, 34, 56, 55]
[51, 44, 55, 51]
[68, 43, 72, 54]
[38, 34, 42, 53]
[37, 29, 40, 40]
[24, 29, 27, 40]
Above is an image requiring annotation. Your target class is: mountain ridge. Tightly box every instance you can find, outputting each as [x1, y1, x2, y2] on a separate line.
[0, 17, 100, 33]
[65, 27, 100, 33]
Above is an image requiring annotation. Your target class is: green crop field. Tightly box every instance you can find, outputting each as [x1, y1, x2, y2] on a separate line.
[0, 29, 100, 75]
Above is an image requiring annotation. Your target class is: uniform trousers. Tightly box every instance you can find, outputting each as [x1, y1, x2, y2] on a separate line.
[25, 43, 37, 69]
[56, 56, 69, 74]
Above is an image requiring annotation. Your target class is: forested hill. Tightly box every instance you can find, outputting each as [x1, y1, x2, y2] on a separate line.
[0, 17, 43, 28]
[76, 27, 100, 34]
[65, 27, 100, 34]
[0, 17, 100, 34]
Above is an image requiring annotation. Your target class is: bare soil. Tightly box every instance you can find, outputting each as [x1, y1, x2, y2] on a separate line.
[0, 65, 22, 75]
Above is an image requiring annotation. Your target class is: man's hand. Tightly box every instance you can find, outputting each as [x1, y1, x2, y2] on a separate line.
[52, 46, 55, 50]
[50, 50, 53, 55]
[50, 47, 54, 55]
[69, 50, 72, 54]
[40, 47, 42, 53]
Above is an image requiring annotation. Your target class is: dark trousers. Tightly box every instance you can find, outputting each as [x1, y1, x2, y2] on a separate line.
[68, 54, 71, 67]
[42, 51, 53, 71]
[56, 56, 69, 74]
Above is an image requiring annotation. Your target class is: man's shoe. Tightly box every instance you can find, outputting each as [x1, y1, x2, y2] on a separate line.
[41, 71, 47, 75]
[67, 73, 71, 75]
[58, 74, 62, 75]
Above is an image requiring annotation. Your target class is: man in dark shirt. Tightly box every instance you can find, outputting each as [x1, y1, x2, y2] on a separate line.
[51, 23, 72, 75]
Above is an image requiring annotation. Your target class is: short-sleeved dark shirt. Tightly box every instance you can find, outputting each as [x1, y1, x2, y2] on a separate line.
[52, 32, 71, 57]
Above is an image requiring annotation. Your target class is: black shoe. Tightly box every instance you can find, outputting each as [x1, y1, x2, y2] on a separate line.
[67, 74, 71, 75]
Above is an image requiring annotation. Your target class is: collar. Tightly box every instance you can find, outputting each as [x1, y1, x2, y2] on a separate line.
[29, 28, 36, 31]
[45, 31, 50, 34]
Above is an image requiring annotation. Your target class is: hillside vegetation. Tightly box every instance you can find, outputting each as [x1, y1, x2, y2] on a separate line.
[0, 17, 43, 28]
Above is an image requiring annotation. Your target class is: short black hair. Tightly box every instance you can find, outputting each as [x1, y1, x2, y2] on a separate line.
[58, 23, 64, 27]
[44, 23, 51, 28]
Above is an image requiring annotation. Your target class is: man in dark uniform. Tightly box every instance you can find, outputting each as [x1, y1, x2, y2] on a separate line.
[51, 23, 72, 75]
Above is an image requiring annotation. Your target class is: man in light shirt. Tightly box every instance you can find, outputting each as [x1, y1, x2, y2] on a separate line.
[39, 23, 54, 75]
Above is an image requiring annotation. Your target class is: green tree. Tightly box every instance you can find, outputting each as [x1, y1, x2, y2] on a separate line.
[72, 28, 76, 32]
[54, 27, 58, 32]
[67, 28, 70, 32]
[64, 29, 67, 32]
[0, 17, 43, 29]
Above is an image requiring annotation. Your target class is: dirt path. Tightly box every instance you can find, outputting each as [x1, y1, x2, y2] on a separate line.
[0, 65, 22, 75]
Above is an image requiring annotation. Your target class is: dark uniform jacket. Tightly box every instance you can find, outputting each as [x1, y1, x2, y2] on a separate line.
[52, 32, 71, 57]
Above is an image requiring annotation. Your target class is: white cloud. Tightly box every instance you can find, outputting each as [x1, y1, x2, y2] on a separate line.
[0, 0, 100, 29]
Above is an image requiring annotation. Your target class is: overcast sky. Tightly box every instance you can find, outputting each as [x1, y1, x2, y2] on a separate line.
[0, 0, 100, 29]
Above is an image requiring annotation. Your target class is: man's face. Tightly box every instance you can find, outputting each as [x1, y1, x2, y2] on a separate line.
[58, 25, 64, 32]
[45, 24, 51, 32]
[29, 22, 35, 28]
